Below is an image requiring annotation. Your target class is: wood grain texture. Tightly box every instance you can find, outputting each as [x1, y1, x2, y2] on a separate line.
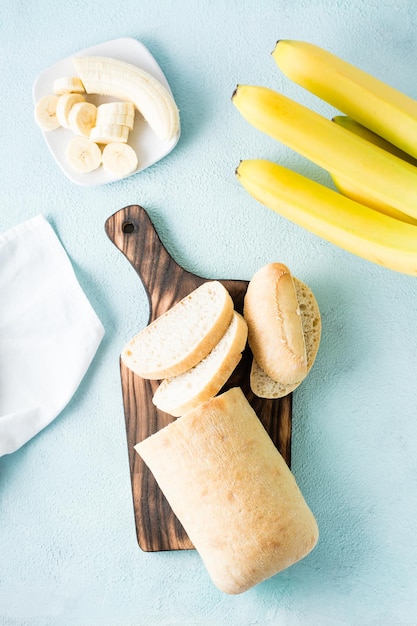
[105, 205, 292, 552]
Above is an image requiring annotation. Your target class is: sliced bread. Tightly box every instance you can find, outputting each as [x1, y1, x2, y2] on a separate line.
[152, 311, 248, 416]
[243, 263, 308, 386]
[250, 277, 321, 398]
[121, 281, 234, 380]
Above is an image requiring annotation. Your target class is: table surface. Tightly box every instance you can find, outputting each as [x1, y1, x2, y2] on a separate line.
[1, 1, 416, 624]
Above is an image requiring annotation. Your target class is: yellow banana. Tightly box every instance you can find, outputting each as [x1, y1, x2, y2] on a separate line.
[235, 159, 417, 277]
[330, 172, 417, 227]
[330, 116, 417, 226]
[332, 116, 417, 167]
[232, 84, 417, 221]
[272, 40, 417, 159]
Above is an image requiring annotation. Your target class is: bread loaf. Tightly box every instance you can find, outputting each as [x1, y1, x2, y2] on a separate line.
[250, 277, 321, 398]
[121, 281, 234, 380]
[243, 263, 307, 385]
[152, 311, 248, 416]
[135, 387, 319, 594]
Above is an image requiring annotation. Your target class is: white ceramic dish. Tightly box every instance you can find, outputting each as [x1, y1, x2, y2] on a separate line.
[32, 37, 180, 186]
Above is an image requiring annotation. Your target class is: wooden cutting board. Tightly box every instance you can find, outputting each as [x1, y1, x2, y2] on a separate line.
[105, 205, 292, 552]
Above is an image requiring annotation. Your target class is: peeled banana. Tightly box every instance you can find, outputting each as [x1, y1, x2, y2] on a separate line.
[68, 101, 97, 137]
[102, 143, 138, 177]
[236, 159, 417, 277]
[35, 52, 179, 181]
[73, 56, 180, 142]
[34, 95, 60, 131]
[90, 124, 130, 144]
[53, 76, 85, 96]
[96, 102, 135, 117]
[232, 84, 417, 221]
[96, 111, 135, 130]
[272, 40, 417, 160]
[56, 93, 86, 128]
[66, 137, 102, 173]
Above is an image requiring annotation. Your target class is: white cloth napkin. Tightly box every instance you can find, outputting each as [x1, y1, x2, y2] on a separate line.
[0, 215, 105, 456]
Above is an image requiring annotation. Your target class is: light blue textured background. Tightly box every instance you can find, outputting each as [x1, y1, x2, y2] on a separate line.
[1, 1, 417, 624]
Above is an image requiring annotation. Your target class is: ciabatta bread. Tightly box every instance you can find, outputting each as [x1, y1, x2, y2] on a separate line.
[250, 277, 321, 398]
[152, 311, 247, 416]
[121, 281, 234, 380]
[135, 387, 319, 595]
[243, 263, 307, 386]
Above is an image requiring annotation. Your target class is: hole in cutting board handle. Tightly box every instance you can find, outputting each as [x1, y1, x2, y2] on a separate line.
[122, 221, 135, 234]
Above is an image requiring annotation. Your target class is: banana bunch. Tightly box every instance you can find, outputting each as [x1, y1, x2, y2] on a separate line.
[35, 55, 179, 179]
[232, 40, 417, 276]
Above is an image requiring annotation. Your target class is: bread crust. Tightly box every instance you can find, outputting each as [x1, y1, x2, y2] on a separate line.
[250, 277, 321, 398]
[136, 387, 319, 594]
[244, 263, 307, 385]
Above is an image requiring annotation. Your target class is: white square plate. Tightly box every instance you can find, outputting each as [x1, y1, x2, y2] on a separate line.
[32, 37, 180, 186]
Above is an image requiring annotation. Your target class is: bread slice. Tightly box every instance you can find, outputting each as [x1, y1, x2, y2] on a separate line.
[135, 387, 319, 595]
[250, 277, 321, 398]
[121, 281, 234, 380]
[243, 263, 307, 386]
[152, 312, 248, 416]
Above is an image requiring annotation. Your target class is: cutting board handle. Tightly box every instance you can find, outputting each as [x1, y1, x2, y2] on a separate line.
[105, 204, 205, 321]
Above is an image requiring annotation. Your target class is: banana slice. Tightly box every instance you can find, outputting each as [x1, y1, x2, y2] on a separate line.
[102, 142, 138, 177]
[53, 76, 85, 96]
[73, 56, 180, 141]
[96, 101, 135, 117]
[66, 137, 102, 173]
[34, 95, 61, 131]
[68, 101, 97, 137]
[96, 112, 135, 130]
[90, 124, 129, 144]
[56, 93, 86, 128]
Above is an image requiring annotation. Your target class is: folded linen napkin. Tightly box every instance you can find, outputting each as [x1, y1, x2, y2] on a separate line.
[0, 215, 105, 456]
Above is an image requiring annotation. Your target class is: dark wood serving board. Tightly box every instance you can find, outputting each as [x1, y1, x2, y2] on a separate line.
[105, 205, 292, 552]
